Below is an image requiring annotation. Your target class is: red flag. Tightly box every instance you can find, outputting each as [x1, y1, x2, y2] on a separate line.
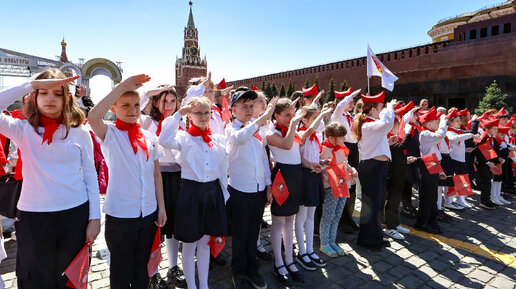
[490, 163, 502, 175]
[477, 142, 498, 161]
[453, 174, 473, 196]
[64, 244, 90, 289]
[271, 170, 289, 206]
[208, 236, 226, 258]
[326, 163, 350, 198]
[147, 227, 163, 277]
[421, 154, 444, 174]
[397, 116, 406, 141]
[221, 97, 231, 124]
[446, 186, 457, 197]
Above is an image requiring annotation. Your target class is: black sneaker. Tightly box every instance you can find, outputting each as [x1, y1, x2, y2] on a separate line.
[295, 253, 316, 271]
[167, 266, 187, 288]
[148, 273, 168, 289]
[247, 273, 267, 289]
[480, 200, 497, 210]
[232, 275, 251, 289]
[414, 223, 440, 234]
[437, 210, 452, 223]
[429, 222, 443, 234]
[256, 249, 273, 261]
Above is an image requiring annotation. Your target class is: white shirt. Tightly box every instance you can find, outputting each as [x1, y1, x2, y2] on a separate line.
[331, 94, 357, 143]
[101, 124, 164, 218]
[140, 115, 181, 171]
[210, 106, 225, 135]
[225, 119, 271, 193]
[158, 112, 230, 201]
[266, 128, 302, 165]
[419, 118, 447, 161]
[447, 129, 473, 162]
[359, 108, 395, 161]
[0, 83, 100, 219]
[300, 132, 321, 164]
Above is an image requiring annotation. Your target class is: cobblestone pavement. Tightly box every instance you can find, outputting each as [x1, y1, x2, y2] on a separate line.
[1, 190, 515, 289]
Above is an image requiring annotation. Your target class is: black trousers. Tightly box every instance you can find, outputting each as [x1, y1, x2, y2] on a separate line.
[385, 171, 406, 230]
[477, 164, 493, 203]
[341, 142, 359, 226]
[357, 159, 388, 247]
[105, 211, 158, 289]
[16, 202, 89, 289]
[228, 186, 266, 277]
[402, 162, 420, 208]
[415, 163, 438, 227]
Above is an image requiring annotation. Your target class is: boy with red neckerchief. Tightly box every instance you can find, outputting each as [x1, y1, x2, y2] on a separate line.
[88, 74, 167, 289]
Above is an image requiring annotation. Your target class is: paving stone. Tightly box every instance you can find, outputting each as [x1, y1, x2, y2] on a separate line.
[488, 276, 516, 289]
[427, 275, 454, 289]
[469, 268, 495, 283]
[397, 273, 424, 288]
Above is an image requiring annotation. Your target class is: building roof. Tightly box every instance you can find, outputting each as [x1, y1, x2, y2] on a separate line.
[432, 0, 514, 29]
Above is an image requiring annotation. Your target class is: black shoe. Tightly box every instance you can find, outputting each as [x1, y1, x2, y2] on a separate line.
[382, 239, 391, 247]
[261, 219, 271, 229]
[247, 273, 267, 289]
[296, 253, 316, 271]
[256, 249, 273, 261]
[401, 207, 417, 218]
[414, 223, 440, 234]
[286, 263, 304, 282]
[167, 266, 187, 288]
[149, 273, 168, 289]
[307, 252, 326, 267]
[272, 265, 294, 287]
[437, 210, 452, 223]
[233, 275, 251, 289]
[356, 239, 381, 252]
[211, 254, 227, 266]
[429, 222, 443, 234]
[480, 200, 497, 210]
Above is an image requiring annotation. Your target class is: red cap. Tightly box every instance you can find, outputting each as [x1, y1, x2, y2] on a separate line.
[394, 102, 402, 110]
[251, 85, 259, 91]
[446, 108, 459, 119]
[395, 100, 415, 116]
[334, 87, 353, 99]
[360, 91, 385, 103]
[215, 78, 227, 90]
[302, 84, 318, 97]
[418, 107, 439, 123]
[457, 108, 468, 117]
[498, 125, 510, 134]
[492, 107, 508, 118]
[482, 118, 500, 127]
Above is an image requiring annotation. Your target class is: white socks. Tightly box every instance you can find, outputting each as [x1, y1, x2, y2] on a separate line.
[165, 236, 179, 269]
[295, 206, 317, 262]
[182, 235, 211, 289]
[271, 215, 296, 275]
[437, 186, 447, 210]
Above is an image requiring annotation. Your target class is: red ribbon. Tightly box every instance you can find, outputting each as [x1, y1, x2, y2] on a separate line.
[39, 116, 63, 145]
[274, 122, 302, 144]
[187, 123, 213, 147]
[298, 126, 322, 153]
[115, 119, 150, 160]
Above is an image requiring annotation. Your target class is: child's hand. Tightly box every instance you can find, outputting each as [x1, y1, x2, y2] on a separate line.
[292, 97, 300, 107]
[30, 75, 80, 91]
[178, 104, 193, 116]
[310, 162, 323, 173]
[407, 156, 417, 164]
[120, 74, 151, 91]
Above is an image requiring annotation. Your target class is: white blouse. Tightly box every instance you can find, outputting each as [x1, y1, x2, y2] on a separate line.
[419, 118, 447, 161]
[359, 108, 395, 161]
[300, 135, 321, 164]
[140, 115, 181, 171]
[225, 119, 271, 193]
[266, 129, 302, 165]
[158, 112, 230, 201]
[101, 124, 165, 218]
[447, 130, 473, 162]
[331, 94, 357, 143]
[0, 83, 100, 219]
[210, 106, 225, 135]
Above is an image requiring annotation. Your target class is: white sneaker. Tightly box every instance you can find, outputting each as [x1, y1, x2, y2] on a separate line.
[384, 229, 405, 240]
[498, 196, 511, 205]
[462, 200, 474, 208]
[444, 202, 464, 210]
[396, 225, 410, 234]
[455, 199, 470, 208]
[491, 197, 504, 206]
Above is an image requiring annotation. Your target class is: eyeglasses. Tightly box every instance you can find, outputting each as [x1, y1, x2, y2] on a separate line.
[190, 111, 212, 118]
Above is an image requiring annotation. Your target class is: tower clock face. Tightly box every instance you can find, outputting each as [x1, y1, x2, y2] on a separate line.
[189, 46, 199, 57]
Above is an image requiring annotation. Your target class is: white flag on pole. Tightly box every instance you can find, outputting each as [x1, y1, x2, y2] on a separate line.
[367, 44, 398, 92]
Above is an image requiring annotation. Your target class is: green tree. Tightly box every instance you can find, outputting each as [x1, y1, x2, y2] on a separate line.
[261, 80, 266, 92]
[314, 75, 320, 92]
[325, 77, 336, 103]
[304, 77, 310, 88]
[265, 83, 273, 99]
[287, 79, 295, 98]
[340, 80, 349, 91]
[279, 83, 286, 97]
[475, 80, 510, 114]
[271, 83, 278, 97]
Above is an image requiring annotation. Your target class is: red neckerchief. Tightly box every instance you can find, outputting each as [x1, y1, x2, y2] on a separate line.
[447, 127, 464, 145]
[187, 123, 213, 147]
[240, 124, 262, 141]
[409, 123, 422, 136]
[211, 105, 223, 120]
[274, 122, 302, 144]
[509, 134, 515, 145]
[494, 137, 503, 147]
[420, 126, 449, 149]
[476, 131, 494, 145]
[115, 119, 150, 160]
[343, 113, 354, 128]
[11, 109, 24, 120]
[363, 117, 375, 124]
[298, 126, 322, 153]
[322, 140, 349, 165]
[155, 110, 167, 136]
[39, 116, 63, 145]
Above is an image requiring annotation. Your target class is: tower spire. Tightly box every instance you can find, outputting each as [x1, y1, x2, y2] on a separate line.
[60, 37, 69, 63]
[187, 1, 195, 29]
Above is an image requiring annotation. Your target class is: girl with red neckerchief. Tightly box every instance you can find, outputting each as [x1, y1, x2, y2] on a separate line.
[0, 69, 101, 288]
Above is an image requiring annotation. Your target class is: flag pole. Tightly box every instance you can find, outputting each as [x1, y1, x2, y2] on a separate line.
[367, 76, 370, 95]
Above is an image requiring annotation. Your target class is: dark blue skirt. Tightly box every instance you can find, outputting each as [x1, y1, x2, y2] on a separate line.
[271, 163, 302, 216]
[438, 154, 454, 187]
[162, 171, 181, 238]
[301, 167, 323, 207]
[174, 179, 227, 243]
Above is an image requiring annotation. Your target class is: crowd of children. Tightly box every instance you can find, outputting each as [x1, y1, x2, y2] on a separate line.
[0, 68, 515, 289]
